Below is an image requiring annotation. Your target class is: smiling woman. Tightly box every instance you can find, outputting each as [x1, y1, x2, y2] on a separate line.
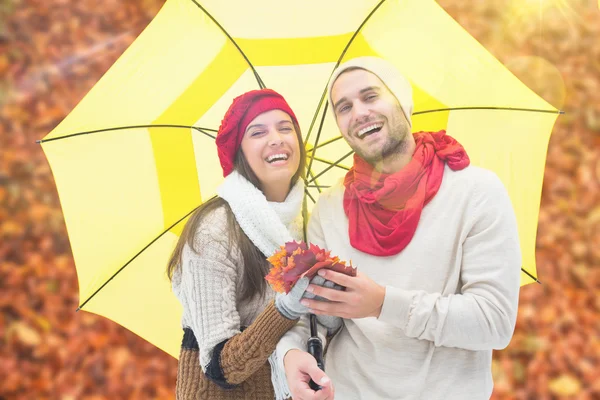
[165, 89, 317, 400]
[240, 109, 302, 202]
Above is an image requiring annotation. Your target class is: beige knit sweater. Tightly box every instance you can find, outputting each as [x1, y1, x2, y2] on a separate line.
[277, 165, 522, 399]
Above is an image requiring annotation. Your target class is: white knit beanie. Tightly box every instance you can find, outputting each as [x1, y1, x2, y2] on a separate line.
[327, 56, 413, 127]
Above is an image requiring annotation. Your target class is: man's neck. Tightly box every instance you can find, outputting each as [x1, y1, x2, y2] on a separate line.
[373, 137, 416, 174]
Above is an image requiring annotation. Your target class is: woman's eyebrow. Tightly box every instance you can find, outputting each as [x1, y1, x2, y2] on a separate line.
[245, 123, 267, 133]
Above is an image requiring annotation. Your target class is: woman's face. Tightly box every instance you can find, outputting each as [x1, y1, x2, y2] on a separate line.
[240, 109, 301, 193]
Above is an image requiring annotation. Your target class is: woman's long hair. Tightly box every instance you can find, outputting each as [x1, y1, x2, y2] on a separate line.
[167, 121, 306, 302]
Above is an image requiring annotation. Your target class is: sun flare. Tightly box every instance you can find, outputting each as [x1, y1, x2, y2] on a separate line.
[507, 0, 580, 27]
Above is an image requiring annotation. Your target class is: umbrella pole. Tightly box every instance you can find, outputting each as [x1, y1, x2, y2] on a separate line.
[307, 313, 325, 390]
[302, 182, 325, 390]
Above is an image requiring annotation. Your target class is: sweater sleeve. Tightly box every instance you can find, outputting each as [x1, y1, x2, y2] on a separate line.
[378, 172, 522, 350]
[218, 300, 297, 385]
[177, 213, 297, 388]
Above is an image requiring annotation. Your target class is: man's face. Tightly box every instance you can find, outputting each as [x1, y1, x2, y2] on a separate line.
[331, 69, 410, 164]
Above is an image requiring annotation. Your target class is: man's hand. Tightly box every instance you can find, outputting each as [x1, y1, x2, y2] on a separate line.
[301, 270, 385, 319]
[284, 349, 334, 400]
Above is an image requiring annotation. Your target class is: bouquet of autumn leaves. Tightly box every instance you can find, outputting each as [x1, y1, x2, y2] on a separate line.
[265, 240, 357, 294]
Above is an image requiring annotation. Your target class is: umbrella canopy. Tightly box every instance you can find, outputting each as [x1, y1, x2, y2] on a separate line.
[40, 0, 560, 358]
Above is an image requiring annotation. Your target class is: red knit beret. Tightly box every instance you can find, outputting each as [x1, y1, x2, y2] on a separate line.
[216, 88, 299, 177]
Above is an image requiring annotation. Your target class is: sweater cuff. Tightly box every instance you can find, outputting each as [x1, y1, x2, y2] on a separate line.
[258, 300, 300, 344]
[220, 301, 297, 384]
[378, 286, 416, 329]
[206, 338, 239, 389]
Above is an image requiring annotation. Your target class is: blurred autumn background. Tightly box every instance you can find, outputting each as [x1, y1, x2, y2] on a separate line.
[0, 0, 598, 399]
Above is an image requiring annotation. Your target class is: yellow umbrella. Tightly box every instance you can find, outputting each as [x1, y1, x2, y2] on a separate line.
[40, 0, 560, 358]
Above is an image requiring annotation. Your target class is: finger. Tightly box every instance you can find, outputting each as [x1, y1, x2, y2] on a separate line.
[302, 299, 346, 317]
[294, 366, 333, 399]
[311, 376, 334, 400]
[310, 275, 326, 286]
[307, 285, 348, 302]
[293, 381, 320, 400]
[306, 365, 332, 390]
[293, 384, 323, 400]
[318, 269, 356, 288]
[322, 279, 337, 290]
[289, 277, 311, 299]
[295, 277, 310, 291]
[318, 381, 335, 399]
[294, 384, 332, 400]
[310, 308, 347, 319]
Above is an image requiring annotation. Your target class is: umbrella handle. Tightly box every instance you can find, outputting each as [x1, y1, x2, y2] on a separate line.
[307, 314, 325, 391]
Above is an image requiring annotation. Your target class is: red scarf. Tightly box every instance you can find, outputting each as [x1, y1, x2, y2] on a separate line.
[343, 130, 470, 256]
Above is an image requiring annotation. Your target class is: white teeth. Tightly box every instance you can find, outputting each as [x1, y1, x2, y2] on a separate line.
[357, 123, 383, 138]
[267, 153, 289, 163]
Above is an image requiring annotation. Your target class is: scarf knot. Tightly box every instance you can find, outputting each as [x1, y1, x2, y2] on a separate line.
[343, 130, 470, 256]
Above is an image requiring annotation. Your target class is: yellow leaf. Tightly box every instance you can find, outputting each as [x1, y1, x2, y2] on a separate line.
[7, 322, 41, 346]
[548, 375, 582, 396]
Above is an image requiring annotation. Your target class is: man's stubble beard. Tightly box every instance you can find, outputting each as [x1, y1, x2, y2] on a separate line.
[356, 112, 410, 165]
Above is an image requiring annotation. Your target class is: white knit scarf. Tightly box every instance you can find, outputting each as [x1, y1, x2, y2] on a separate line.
[216, 170, 304, 400]
[217, 170, 304, 257]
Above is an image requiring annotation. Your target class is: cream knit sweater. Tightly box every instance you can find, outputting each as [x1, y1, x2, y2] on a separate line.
[172, 206, 273, 369]
[276, 165, 522, 400]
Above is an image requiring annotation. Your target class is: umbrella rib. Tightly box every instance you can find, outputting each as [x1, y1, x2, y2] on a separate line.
[304, 0, 387, 145]
[304, 187, 317, 204]
[76, 200, 210, 311]
[306, 102, 329, 182]
[308, 150, 354, 184]
[311, 156, 350, 171]
[303, 88, 328, 147]
[521, 267, 541, 284]
[335, 0, 387, 68]
[195, 128, 217, 139]
[307, 135, 344, 152]
[304, 104, 563, 153]
[189, 0, 265, 89]
[304, 0, 387, 174]
[413, 107, 564, 115]
[37, 125, 215, 144]
[307, 170, 324, 194]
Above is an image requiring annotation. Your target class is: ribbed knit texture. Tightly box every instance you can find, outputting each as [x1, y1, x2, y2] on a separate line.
[175, 302, 296, 400]
[221, 301, 298, 384]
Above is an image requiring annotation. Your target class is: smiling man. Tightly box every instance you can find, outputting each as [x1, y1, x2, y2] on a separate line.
[330, 64, 413, 174]
[276, 57, 522, 400]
